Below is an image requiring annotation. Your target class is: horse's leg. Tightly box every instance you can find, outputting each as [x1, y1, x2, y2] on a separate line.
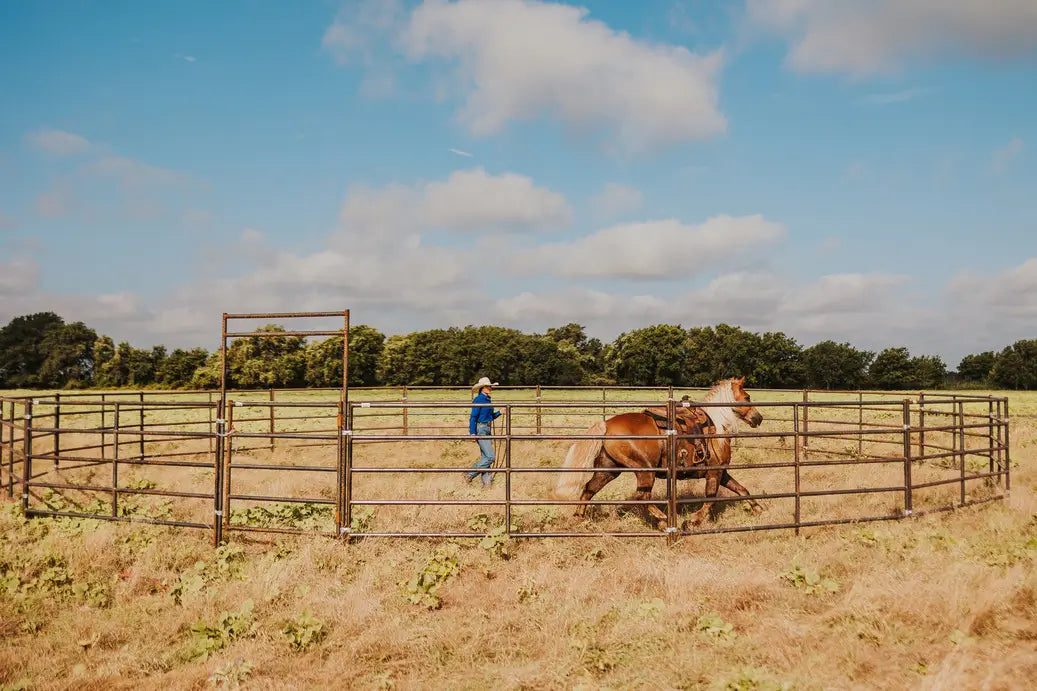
[574, 457, 620, 519]
[682, 468, 721, 529]
[720, 470, 763, 515]
[632, 470, 667, 530]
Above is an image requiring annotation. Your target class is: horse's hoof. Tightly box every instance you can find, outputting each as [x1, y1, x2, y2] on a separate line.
[751, 504, 764, 516]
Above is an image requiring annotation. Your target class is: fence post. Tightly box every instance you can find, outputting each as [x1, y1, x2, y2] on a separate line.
[793, 403, 801, 535]
[6, 401, 13, 500]
[269, 389, 275, 450]
[100, 393, 107, 460]
[505, 404, 512, 538]
[901, 400, 912, 516]
[4, 400, 11, 498]
[222, 401, 235, 535]
[987, 399, 995, 476]
[1004, 399, 1011, 493]
[857, 391, 863, 457]
[208, 391, 214, 455]
[22, 400, 33, 516]
[958, 401, 966, 506]
[535, 384, 542, 435]
[212, 399, 225, 546]
[335, 398, 345, 535]
[402, 385, 408, 436]
[918, 392, 926, 460]
[138, 392, 145, 461]
[801, 390, 809, 461]
[666, 396, 677, 544]
[343, 402, 354, 540]
[601, 387, 606, 422]
[54, 393, 61, 469]
[112, 402, 120, 518]
[995, 398, 1003, 483]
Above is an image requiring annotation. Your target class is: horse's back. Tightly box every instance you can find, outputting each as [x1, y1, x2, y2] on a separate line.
[605, 412, 659, 435]
[602, 412, 664, 467]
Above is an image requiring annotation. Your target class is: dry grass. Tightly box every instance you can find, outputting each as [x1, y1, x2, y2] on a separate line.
[0, 388, 1034, 689]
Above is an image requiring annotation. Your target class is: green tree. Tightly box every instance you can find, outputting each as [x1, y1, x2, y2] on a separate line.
[911, 354, 947, 389]
[513, 335, 583, 385]
[377, 334, 411, 385]
[803, 340, 874, 390]
[0, 312, 65, 387]
[990, 339, 1037, 390]
[685, 324, 762, 386]
[190, 325, 306, 390]
[231, 326, 306, 388]
[957, 351, 997, 383]
[869, 347, 915, 389]
[38, 321, 98, 388]
[190, 352, 222, 389]
[752, 331, 805, 388]
[158, 348, 210, 388]
[304, 325, 386, 387]
[606, 325, 691, 386]
[545, 323, 604, 382]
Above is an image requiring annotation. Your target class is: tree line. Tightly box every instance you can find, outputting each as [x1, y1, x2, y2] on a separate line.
[0, 311, 1034, 390]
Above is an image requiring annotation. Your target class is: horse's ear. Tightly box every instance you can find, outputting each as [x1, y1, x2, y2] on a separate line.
[736, 376, 745, 386]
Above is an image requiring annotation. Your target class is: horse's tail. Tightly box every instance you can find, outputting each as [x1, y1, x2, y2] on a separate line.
[553, 420, 606, 499]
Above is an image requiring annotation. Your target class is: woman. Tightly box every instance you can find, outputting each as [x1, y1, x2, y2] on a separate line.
[466, 376, 501, 487]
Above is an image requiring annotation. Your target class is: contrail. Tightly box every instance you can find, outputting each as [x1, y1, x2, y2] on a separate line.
[449, 148, 473, 158]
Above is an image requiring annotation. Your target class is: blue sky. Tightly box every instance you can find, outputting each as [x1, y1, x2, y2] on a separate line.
[0, 0, 1034, 365]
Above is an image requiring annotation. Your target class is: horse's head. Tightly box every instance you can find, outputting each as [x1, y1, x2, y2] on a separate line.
[730, 376, 763, 428]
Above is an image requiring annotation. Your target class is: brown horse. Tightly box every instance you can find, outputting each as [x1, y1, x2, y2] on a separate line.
[554, 377, 764, 530]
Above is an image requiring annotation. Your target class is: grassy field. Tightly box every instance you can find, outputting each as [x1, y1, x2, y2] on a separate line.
[0, 387, 1033, 689]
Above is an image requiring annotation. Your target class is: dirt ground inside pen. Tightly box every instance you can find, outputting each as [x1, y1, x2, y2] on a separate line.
[0, 388, 1034, 689]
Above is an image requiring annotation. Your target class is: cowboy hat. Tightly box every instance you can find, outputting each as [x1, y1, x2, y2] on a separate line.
[471, 376, 499, 391]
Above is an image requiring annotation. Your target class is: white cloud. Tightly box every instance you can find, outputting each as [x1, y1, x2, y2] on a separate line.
[949, 258, 1037, 320]
[27, 129, 92, 156]
[323, 0, 406, 65]
[990, 137, 1024, 174]
[748, 0, 1037, 75]
[32, 149, 190, 221]
[784, 273, 908, 315]
[385, 0, 726, 153]
[590, 182, 643, 220]
[509, 214, 785, 279]
[492, 270, 961, 359]
[493, 270, 918, 340]
[95, 292, 146, 319]
[0, 257, 40, 296]
[448, 148, 473, 158]
[339, 167, 571, 236]
[422, 168, 571, 231]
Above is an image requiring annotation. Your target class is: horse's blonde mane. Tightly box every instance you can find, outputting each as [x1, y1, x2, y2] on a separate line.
[700, 378, 741, 434]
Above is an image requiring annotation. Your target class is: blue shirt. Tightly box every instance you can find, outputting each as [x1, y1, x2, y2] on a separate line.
[470, 392, 501, 433]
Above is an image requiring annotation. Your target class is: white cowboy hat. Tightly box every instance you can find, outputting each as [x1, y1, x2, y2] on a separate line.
[471, 376, 499, 391]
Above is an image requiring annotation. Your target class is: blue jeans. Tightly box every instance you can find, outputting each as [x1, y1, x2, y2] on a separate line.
[467, 422, 495, 486]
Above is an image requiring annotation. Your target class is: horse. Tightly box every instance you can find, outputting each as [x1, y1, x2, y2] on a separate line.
[553, 377, 764, 530]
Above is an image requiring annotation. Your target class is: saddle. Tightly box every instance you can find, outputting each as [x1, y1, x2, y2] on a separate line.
[642, 397, 713, 467]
